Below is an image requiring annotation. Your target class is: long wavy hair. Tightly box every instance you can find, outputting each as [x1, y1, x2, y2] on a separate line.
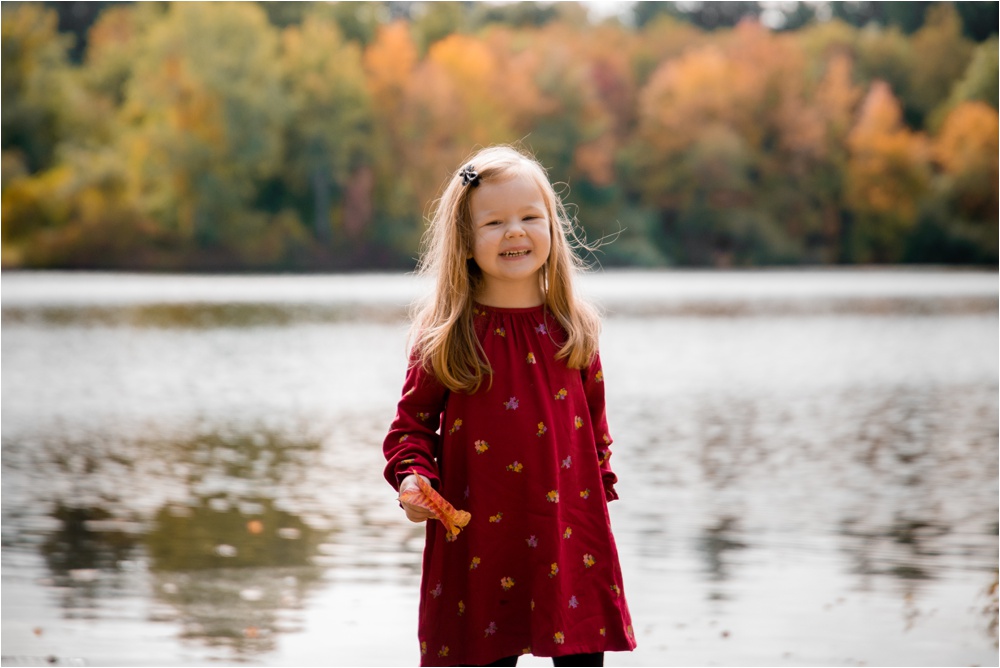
[410, 145, 601, 394]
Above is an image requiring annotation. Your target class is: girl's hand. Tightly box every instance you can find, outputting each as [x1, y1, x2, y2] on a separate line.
[398, 474, 436, 523]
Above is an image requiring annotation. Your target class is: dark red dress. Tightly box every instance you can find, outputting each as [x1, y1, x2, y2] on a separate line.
[384, 304, 636, 666]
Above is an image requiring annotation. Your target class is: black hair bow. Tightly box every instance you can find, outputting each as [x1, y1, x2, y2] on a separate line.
[460, 164, 481, 187]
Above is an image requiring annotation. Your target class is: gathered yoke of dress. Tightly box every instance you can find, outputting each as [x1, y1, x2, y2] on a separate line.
[384, 303, 635, 667]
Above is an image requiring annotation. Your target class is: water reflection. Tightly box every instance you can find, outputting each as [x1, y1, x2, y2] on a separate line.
[147, 496, 325, 656]
[39, 504, 144, 616]
[1, 302, 409, 329]
[839, 515, 949, 582]
[151, 566, 317, 655]
[147, 496, 323, 571]
[697, 516, 749, 583]
[10, 426, 337, 660]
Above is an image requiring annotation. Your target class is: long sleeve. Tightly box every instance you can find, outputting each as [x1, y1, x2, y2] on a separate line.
[582, 352, 619, 502]
[383, 358, 449, 491]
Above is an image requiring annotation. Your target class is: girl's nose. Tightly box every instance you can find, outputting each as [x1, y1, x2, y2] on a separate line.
[505, 222, 525, 238]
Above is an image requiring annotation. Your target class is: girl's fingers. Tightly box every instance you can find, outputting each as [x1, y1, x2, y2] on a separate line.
[402, 502, 434, 522]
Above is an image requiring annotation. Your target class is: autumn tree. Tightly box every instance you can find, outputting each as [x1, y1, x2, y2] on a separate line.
[119, 2, 286, 254]
[279, 13, 373, 251]
[628, 22, 827, 265]
[362, 20, 422, 259]
[907, 3, 974, 123]
[845, 81, 930, 262]
[1, 3, 155, 268]
[808, 53, 863, 261]
[929, 36, 999, 129]
[2, 4, 74, 174]
[934, 101, 999, 223]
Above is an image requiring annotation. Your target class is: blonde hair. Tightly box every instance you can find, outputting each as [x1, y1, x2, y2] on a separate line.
[410, 145, 601, 394]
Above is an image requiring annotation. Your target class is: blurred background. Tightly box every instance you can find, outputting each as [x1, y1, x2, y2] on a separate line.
[2, 0, 998, 270]
[2, 2, 998, 667]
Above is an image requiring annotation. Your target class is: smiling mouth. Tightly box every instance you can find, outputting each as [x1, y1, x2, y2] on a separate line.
[500, 250, 530, 257]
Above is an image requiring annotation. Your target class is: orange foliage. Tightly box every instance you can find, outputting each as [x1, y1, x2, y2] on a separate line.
[934, 101, 999, 219]
[364, 21, 418, 115]
[934, 101, 999, 176]
[815, 54, 863, 142]
[633, 26, 795, 205]
[847, 81, 930, 220]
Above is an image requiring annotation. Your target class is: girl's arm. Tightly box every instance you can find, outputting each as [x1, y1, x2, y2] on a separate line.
[383, 358, 449, 491]
[582, 352, 620, 502]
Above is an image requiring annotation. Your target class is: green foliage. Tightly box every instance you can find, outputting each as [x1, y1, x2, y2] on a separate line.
[412, 1, 467, 52]
[2, 4, 74, 172]
[906, 3, 975, 123]
[279, 14, 374, 250]
[2, 1, 996, 270]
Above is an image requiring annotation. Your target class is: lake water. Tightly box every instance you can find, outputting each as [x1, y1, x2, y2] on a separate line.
[2, 270, 998, 667]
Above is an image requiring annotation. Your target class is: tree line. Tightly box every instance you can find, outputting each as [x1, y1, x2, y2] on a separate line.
[2, 1, 997, 271]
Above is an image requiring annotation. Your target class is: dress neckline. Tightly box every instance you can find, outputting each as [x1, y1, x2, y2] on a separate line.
[473, 302, 547, 315]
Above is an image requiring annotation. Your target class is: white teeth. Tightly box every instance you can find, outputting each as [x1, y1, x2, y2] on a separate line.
[501, 250, 529, 257]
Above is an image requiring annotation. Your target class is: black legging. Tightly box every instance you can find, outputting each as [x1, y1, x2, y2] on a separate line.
[477, 652, 604, 667]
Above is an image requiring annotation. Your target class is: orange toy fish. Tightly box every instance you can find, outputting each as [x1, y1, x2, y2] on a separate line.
[399, 475, 472, 537]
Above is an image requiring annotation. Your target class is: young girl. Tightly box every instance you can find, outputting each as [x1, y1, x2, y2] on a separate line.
[383, 146, 635, 667]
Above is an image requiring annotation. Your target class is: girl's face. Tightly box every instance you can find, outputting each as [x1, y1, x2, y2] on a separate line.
[468, 173, 552, 307]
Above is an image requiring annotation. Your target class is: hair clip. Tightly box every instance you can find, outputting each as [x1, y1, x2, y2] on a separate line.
[460, 164, 481, 187]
